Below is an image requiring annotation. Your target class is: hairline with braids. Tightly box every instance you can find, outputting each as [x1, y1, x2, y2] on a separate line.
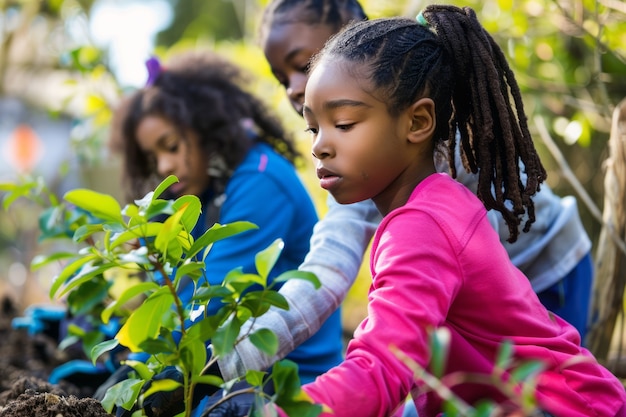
[310, 6, 547, 243]
[258, 0, 368, 46]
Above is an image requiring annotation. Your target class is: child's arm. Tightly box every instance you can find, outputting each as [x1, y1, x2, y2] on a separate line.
[217, 196, 381, 380]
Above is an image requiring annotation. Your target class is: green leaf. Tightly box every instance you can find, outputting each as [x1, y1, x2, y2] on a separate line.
[124, 360, 155, 381]
[272, 359, 303, 404]
[255, 239, 284, 280]
[57, 263, 113, 297]
[186, 315, 219, 342]
[212, 317, 241, 356]
[510, 361, 545, 383]
[192, 374, 224, 387]
[116, 288, 175, 352]
[271, 270, 321, 289]
[163, 235, 184, 265]
[257, 291, 289, 310]
[0, 182, 18, 192]
[144, 199, 175, 220]
[101, 281, 159, 324]
[91, 339, 120, 364]
[3, 190, 24, 210]
[271, 360, 322, 417]
[31, 252, 76, 271]
[58, 335, 81, 352]
[181, 338, 208, 375]
[49, 254, 98, 298]
[38, 205, 72, 240]
[138, 338, 177, 356]
[173, 194, 202, 232]
[142, 378, 182, 400]
[245, 370, 267, 387]
[187, 221, 258, 260]
[192, 285, 233, 304]
[67, 277, 110, 316]
[473, 400, 497, 417]
[240, 291, 290, 317]
[155, 206, 185, 255]
[73, 224, 104, 243]
[64, 189, 124, 223]
[429, 327, 451, 378]
[81, 330, 107, 359]
[224, 272, 266, 288]
[174, 261, 205, 284]
[101, 378, 144, 413]
[249, 328, 279, 356]
[495, 340, 513, 370]
[122, 204, 139, 218]
[110, 223, 163, 250]
[277, 402, 322, 417]
[152, 175, 179, 201]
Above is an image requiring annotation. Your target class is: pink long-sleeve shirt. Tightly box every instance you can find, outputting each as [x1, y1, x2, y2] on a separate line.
[303, 173, 625, 417]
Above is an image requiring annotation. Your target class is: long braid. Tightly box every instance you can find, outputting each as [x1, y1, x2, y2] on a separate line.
[314, 7, 546, 242]
[424, 6, 546, 240]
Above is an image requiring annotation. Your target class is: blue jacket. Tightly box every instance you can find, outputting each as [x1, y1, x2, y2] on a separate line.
[184, 142, 343, 383]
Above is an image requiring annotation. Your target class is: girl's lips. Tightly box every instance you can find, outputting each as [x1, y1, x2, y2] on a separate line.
[316, 167, 341, 191]
[169, 181, 186, 196]
[319, 175, 340, 190]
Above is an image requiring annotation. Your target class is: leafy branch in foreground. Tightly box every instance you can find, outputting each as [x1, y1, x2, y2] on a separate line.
[1, 174, 322, 417]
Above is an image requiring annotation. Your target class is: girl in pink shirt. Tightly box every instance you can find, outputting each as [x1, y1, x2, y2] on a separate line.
[299, 5, 626, 417]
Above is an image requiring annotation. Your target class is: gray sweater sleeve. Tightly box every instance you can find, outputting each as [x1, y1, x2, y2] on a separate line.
[217, 196, 381, 380]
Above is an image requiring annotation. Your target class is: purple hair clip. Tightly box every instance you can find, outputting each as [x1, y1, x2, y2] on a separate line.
[145, 56, 162, 87]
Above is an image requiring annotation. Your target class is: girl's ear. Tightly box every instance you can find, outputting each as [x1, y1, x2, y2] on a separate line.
[407, 98, 436, 144]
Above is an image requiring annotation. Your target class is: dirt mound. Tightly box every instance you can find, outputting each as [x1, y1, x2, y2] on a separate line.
[0, 296, 112, 416]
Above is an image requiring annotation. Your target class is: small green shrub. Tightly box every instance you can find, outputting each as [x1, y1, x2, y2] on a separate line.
[1, 174, 323, 417]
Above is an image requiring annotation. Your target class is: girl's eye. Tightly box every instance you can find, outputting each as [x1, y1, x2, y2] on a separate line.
[304, 127, 318, 135]
[164, 139, 180, 153]
[299, 62, 311, 74]
[272, 72, 288, 89]
[336, 123, 355, 131]
[277, 77, 288, 90]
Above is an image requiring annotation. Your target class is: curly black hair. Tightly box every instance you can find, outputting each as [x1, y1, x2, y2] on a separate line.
[110, 51, 299, 202]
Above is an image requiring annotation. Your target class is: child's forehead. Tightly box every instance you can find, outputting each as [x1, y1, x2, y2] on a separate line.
[307, 58, 378, 101]
[311, 56, 368, 84]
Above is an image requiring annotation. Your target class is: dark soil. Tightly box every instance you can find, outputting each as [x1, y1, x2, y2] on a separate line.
[0, 296, 113, 417]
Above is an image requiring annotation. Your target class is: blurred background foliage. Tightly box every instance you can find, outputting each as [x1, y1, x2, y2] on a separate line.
[0, 0, 624, 344]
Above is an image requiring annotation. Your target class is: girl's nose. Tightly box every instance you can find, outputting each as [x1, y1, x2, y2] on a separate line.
[311, 131, 333, 160]
[156, 154, 176, 177]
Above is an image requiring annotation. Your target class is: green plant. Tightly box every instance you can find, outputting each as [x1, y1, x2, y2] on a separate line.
[0, 174, 323, 417]
[392, 328, 546, 417]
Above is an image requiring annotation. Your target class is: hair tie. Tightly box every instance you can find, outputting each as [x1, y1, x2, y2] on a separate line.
[416, 11, 428, 27]
[145, 56, 162, 87]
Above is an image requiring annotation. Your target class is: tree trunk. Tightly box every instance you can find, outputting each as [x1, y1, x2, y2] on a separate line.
[588, 98, 626, 363]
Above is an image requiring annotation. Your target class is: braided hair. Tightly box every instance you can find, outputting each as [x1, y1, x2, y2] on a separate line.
[311, 6, 546, 242]
[110, 51, 299, 202]
[259, 0, 368, 44]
